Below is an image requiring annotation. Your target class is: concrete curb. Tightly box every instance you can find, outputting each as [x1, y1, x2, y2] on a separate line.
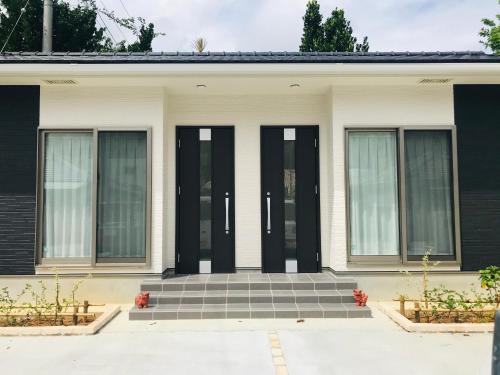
[377, 302, 494, 333]
[0, 304, 121, 336]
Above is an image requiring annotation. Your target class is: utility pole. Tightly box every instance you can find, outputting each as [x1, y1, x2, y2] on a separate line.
[42, 0, 53, 52]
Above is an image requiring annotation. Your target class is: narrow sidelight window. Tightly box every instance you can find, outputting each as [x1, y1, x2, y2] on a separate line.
[199, 129, 212, 263]
[347, 131, 400, 256]
[96, 132, 148, 262]
[42, 132, 93, 259]
[405, 131, 455, 257]
[284, 128, 297, 270]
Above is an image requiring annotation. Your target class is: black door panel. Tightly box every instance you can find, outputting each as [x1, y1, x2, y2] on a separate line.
[176, 128, 200, 274]
[261, 128, 285, 273]
[212, 128, 235, 273]
[296, 127, 320, 272]
[261, 126, 320, 273]
[176, 126, 235, 274]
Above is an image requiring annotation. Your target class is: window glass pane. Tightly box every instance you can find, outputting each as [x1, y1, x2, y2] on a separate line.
[97, 132, 147, 260]
[200, 132, 212, 261]
[284, 139, 296, 260]
[348, 131, 400, 256]
[405, 131, 455, 256]
[42, 132, 92, 258]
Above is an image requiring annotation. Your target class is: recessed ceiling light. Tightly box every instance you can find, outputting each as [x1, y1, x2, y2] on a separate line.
[196, 84, 207, 88]
[289, 83, 300, 88]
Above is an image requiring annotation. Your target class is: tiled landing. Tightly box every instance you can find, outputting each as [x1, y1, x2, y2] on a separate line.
[129, 272, 371, 320]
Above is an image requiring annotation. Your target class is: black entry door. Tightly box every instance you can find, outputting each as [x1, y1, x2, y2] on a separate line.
[261, 126, 320, 273]
[176, 127, 235, 274]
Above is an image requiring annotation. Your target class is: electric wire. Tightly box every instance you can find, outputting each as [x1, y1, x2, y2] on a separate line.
[99, 0, 127, 45]
[118, 0, 131, 18]
[96, 9, 117, 44]
[1, 0, 31, 53]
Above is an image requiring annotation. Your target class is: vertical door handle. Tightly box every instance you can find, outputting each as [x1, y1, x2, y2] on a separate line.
[266, 192, 271, 234]
[225, 192, 229, 234]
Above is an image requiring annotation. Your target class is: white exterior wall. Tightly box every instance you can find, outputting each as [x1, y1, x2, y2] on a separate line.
[329, 85, 455, 271]
[38, 83, 458, 274]
[165, 95, 331, 270]
[40, 86, 165, 274]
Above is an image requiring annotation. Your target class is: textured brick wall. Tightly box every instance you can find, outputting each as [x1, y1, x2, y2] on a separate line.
[454, 85, 500, 271]
[0, 86, 39, 275]
[0, 195, 36, 274]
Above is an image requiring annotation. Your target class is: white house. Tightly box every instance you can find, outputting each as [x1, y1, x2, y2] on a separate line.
[0, 51, 498, 311]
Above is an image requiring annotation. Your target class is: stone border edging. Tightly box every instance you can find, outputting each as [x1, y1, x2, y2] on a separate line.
[378, 302, 494, 333]
[0, 304, 121, 336]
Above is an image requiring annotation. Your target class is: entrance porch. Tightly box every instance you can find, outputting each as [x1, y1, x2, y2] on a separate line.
[129, 272, 371, 320]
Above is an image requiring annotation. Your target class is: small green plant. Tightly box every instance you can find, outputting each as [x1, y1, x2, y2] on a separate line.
[479, 265, 500, 308]
[0, 273, 91, 327]
[421, 250, 440, 309]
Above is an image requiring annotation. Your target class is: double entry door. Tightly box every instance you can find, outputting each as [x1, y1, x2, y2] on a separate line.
[261, 126, 321, 273]
[176, 126, 235, 274]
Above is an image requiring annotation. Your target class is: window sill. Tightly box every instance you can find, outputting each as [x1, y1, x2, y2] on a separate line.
[344, 261, 461, 272]
[35, 263, 152, 275]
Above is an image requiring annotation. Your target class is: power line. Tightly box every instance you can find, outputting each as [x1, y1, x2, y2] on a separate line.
[96, 15, 114, 44]
[98, 0, 126, 43]
[96, 10, 117, 44]
[1, 0, 30, 53]
[118, 0, 131, 18]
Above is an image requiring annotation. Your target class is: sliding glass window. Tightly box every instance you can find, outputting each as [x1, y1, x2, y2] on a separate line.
[346, 127, 459, 263]
[97, 132, 148, 262]
[38, 129, 151, 266]
[42, 132, 93, 260]
[347, 131, 400, 259]
[405, 131, 455, 259]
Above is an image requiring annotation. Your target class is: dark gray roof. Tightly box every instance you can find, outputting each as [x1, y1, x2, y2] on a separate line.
[0, 51, 498, 64]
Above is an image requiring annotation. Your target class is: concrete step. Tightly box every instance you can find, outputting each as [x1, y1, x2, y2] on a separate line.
[130, 273, 371, 320]
[129, 303, 371, 320]
[146, 289, 355, 305]
[140, 274, 358, 293]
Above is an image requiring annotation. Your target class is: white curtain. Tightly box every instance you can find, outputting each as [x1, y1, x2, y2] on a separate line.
[405, 131, 454, 256]
[96, 132, 147, 259]
[348, 132, 400, 256]
[43, 133, 93, 258]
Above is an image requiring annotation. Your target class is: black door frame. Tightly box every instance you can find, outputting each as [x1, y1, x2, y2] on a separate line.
[175, 126, 235, 274]
[260, 125, 322, 273]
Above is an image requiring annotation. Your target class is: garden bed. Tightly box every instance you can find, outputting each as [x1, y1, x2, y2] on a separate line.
[0, 304, 120, 336]
[0, 273, 120, 335]
[0, 308, 103, 327]
[379, 302, 494, 333]
[380, 253, 499, 332]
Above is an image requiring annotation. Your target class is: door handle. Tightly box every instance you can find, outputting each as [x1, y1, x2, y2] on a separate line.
[225, 192, 229, 234]
[266, 192, 271, 234]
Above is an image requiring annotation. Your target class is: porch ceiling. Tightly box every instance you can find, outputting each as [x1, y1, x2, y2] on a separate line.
[0, 73, 499, 95]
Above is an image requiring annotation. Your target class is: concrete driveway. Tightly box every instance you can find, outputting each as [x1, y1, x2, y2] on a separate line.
[0, 304, 492, 375]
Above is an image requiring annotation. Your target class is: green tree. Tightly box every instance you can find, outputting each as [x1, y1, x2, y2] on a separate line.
[300, 0, 323, 52]
[0, 0, 161, 52]
[299, 2, 369, 52]
[480, 13, 500, 55]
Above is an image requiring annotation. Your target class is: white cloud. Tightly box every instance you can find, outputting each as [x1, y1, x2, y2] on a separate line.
[82, 0, 499, 52]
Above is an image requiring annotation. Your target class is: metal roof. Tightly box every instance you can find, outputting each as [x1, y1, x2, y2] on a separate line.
[0, 51, 498, 64]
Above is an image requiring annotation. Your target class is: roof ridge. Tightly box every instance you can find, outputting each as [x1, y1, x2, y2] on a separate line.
[0, 51, 498, 63]
[0, 50, 490, 56]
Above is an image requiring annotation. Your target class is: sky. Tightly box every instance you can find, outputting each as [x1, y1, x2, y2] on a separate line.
[74, 0, 499, 52]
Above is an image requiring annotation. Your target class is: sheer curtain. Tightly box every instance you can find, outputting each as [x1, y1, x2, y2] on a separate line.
[348, 132, 400, 256]
[97, 132, 147, 260]
[405, 131, 454, 256]
[42, 133, 93, 258]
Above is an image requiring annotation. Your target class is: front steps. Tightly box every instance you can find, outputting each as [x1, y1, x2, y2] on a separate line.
[129, 273, 371, 320]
